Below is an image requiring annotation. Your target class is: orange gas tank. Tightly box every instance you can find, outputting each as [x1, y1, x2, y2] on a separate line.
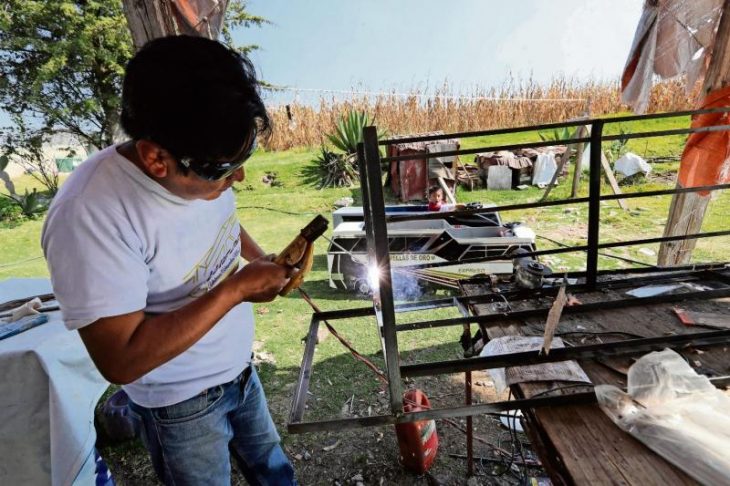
[395, 389, 439, 474]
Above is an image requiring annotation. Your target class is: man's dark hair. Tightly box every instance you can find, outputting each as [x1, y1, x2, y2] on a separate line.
[121, 35, 270, 165]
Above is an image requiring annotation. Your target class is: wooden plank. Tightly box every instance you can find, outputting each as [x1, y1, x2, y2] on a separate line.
[438, 176, 457, 205]
[459, 281, 730, 485]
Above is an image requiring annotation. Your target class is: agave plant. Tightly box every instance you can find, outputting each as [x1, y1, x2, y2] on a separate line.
[314, 146, 359, 189]
[2, 188, 47, 218]
[327, 110, 386, 155]
[538, 126, 576, 143]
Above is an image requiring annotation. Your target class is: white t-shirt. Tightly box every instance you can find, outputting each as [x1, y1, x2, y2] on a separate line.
[41, 145, 252, 408]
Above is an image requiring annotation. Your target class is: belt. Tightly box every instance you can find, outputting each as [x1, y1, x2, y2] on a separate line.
[236, 365, 252, 394]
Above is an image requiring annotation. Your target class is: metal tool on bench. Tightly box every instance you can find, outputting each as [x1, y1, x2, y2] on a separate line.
[274, 215, 329, 295]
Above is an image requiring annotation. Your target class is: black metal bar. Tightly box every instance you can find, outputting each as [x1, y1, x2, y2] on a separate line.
[288, 391, 598, 433]
[289, 316, 321, 425]
[378, 106, 730, 145]
[599, 229, 730, 250]
[599, 182, 730, 202]
[465, 370, 473, 477]
[586, 120, 604, 288]
[313, 307, 374, 320]
[385, 182, 730, 223]
[562, 262, 727, 279]
[315, 268, 729, 323]
[382, 137, 591, 163]
[384, 228, 730, 273]
[395, 287, 730, 332]
[361, 127, 404, 414]
[602, 123, 730, 142]
[290, 372, 730, 433]
[380, 123, 730, 164]
[401, 329, 730, 377]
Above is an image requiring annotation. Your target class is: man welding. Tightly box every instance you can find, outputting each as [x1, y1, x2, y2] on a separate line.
[41, 36, 297, 485]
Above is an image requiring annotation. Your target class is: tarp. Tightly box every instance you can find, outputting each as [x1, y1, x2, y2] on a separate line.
[677, 85, 730, 194]
[0, 279, 108, 485]
[621, 0, 723, 113]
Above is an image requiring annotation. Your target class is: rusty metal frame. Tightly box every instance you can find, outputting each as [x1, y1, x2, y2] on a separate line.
[287, 107, 730, 434]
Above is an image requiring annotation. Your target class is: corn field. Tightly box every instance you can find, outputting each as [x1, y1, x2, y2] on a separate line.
[262, 78, 695, 151]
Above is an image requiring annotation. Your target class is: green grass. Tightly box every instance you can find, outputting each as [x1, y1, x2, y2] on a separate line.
[2, 114, 729, 428]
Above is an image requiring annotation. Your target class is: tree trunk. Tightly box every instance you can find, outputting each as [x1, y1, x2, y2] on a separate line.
[122, 0, 230, 50]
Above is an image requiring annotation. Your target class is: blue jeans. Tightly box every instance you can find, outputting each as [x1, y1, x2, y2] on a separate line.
[129, 366, 296, 486]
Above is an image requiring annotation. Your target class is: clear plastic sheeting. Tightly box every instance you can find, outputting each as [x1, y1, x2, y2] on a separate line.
[596, 349, 730, 485]
[621, 0, 724, 113]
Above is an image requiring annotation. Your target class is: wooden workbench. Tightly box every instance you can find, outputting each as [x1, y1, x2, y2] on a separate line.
[461, 280, 730, 485]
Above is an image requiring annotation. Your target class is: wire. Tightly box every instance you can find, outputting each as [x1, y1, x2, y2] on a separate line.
[0, 255, 44, 268]
[269, 86, 587, 103]
[298, 288, 388, 383]
[236, 205, 319, 216]
[536, 235, 655, 268]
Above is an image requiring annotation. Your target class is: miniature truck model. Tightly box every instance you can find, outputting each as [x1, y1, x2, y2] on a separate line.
[327, 205, 536, 296]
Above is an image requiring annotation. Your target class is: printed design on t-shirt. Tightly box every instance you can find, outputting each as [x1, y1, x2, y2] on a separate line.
[183, 211, 241, 297]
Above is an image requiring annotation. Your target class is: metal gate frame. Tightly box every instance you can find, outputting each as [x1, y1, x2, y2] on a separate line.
[288, 107, 730, 434]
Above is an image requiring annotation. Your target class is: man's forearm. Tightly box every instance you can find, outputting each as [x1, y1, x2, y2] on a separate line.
[80, 275, 246, 384]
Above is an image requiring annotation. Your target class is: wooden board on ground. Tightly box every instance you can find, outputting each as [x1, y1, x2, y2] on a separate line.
[460, 280, 730, 485]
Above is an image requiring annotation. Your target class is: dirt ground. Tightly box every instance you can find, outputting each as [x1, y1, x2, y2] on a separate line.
[100, 371, 547, 485]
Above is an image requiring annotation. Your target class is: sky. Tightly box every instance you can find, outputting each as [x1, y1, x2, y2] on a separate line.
[0, 0, 644, 126]
[239, 0, 644, 105]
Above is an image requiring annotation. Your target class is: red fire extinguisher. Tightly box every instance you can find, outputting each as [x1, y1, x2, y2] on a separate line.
[395, 389, 439, 474]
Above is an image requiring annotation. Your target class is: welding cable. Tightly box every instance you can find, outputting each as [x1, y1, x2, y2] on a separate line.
[506, 390, 528, 482]
[297, 288, 388, 383]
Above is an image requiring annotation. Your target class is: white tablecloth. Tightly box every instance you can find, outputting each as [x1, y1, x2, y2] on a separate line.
[0, 278, 109, 485]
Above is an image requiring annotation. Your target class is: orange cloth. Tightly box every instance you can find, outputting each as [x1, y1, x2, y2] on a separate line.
[678, 86, 730, 195]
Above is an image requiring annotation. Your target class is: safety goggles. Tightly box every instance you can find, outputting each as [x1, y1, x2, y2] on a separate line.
[178, 136, 257, 181]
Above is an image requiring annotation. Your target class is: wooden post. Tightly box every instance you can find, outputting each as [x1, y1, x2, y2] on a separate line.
[541, 124, 586, 202]
[570, 129, 587, 198]
[600, 152, 628, 210]
[122, 0, 229, 49]
[122, 0, 179, 50]
[659, 0, 730, 266]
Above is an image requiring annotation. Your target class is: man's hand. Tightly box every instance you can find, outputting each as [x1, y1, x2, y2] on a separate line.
[228, 256, 293, 302]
